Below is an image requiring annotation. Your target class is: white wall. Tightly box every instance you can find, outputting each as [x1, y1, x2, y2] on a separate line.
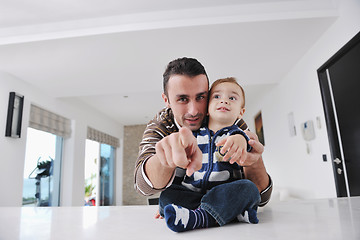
[0, 72, 124, 206]
[244, 0, 360, 200]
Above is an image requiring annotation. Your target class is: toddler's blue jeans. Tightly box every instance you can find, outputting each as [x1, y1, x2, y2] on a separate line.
[159, 179, 260, 226]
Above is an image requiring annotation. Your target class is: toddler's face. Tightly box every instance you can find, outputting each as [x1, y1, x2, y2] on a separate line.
[208, 82, 245, 124]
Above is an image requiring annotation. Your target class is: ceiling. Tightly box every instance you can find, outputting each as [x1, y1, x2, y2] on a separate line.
[0, 0, 338, 125]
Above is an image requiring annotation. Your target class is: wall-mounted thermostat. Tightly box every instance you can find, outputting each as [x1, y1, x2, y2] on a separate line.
[301, 120, 316, 141]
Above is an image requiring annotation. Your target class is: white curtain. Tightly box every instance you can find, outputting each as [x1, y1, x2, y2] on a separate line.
[87, 127, 119, 148]
[29, 104, 71, 138]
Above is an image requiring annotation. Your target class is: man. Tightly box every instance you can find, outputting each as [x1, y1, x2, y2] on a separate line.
[135, 57, 272, 209]
[162, 77, 261, 232]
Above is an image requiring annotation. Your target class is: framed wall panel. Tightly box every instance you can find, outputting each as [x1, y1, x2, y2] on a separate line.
[5, 92, 24, 138]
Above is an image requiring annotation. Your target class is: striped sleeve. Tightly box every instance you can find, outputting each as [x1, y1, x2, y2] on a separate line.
[235, 118, 249, 131]
[134, 108, 178, 196]
[259, 175, 273, 207]
[235, 118, 273, 206]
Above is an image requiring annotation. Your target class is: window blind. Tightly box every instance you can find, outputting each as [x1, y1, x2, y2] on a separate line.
[87, 127, 119, 148]
[29, 104, 71, 138]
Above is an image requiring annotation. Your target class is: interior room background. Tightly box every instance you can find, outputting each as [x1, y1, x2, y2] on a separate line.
[1, 0, 359, 207]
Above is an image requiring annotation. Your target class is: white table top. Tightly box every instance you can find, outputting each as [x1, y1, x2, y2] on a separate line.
[1, 197, 359, 240]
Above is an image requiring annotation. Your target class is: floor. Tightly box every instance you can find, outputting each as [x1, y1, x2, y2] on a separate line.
[1, 197, 359, 239]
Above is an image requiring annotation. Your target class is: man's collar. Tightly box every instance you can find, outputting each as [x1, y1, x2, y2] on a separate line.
[174, 117, 182, 130]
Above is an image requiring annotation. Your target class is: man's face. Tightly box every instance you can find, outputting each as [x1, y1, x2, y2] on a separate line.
[162, 74, 208, 131]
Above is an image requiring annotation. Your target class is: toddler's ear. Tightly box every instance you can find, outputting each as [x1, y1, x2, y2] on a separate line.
[238, 108, 246, 119]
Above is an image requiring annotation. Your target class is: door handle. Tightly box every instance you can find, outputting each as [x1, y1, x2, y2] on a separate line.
[337, 168, 343, 175]
[333, 158, 342, 165]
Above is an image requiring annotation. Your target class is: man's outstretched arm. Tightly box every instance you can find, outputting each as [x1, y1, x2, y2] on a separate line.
[135, 127, 202, 195]
[243, 130, 273, 206]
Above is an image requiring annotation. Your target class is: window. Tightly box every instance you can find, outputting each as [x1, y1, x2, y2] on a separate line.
[84, 140, 115, 206]
[99, 143, 115, 206]
[84, 140, 99, 206]
[22, 128, 63, 206]
[85, 127, 118, 206]
[22, 104, 71, 207]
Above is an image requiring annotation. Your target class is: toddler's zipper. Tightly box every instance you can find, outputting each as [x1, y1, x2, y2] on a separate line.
[202, 128, 219, 192]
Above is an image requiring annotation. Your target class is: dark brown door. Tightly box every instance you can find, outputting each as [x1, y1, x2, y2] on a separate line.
[318, 31, 360, 197]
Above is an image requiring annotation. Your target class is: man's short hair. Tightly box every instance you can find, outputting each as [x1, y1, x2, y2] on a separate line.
[163, 57, 209, 96]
